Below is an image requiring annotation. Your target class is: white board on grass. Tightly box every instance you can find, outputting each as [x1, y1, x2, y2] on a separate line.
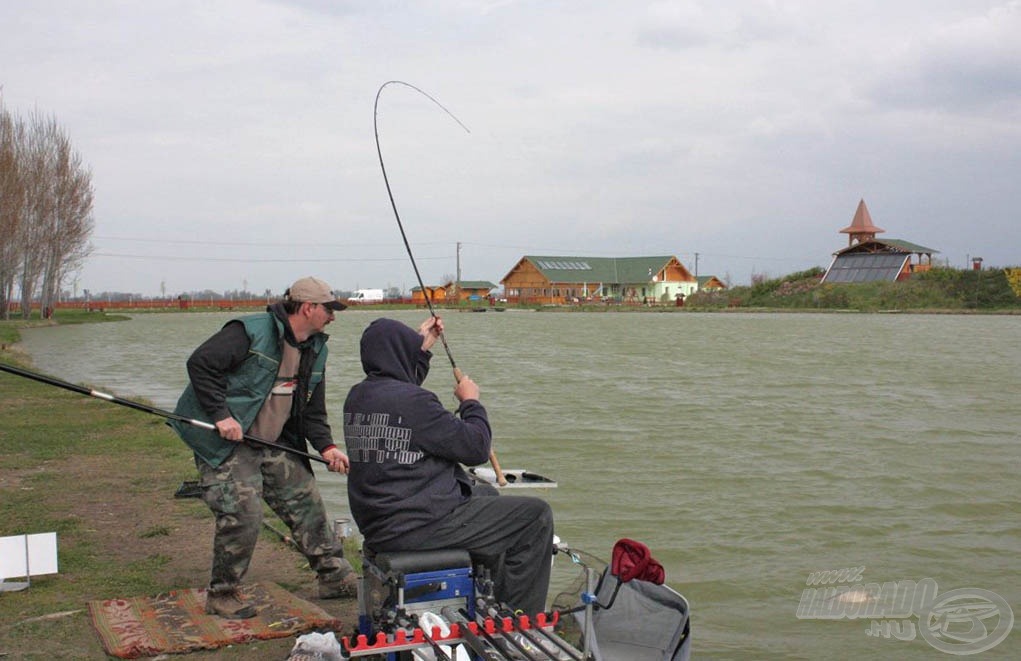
[0, 532, 59, 579]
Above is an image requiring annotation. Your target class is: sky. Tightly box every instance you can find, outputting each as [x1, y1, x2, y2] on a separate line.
[2, 0, 1019, 297]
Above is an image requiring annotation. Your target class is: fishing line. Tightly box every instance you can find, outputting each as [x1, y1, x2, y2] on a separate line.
[373, 80, 469, 375]
[373, 80, 507, 486]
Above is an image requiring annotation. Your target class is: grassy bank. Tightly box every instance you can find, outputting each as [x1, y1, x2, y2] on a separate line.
[0, 316, 359, 660]
[684, 266, 1021, 312]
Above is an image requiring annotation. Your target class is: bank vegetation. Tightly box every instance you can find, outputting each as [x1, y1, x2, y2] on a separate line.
[684, 266, 1021, 313]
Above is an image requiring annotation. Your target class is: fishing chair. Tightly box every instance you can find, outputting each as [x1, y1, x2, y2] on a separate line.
[573, 538, 691, 661]
[358, 546, 476, 640]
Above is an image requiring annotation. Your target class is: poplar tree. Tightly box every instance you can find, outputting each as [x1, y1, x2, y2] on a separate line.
[0, 100, 93, 319]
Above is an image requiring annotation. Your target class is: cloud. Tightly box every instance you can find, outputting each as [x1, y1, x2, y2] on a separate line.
[2, 1, 1018, 296]
[868, 1, 1021, 112]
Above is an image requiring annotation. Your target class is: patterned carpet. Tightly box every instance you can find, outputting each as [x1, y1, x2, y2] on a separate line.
[87, 582, 341, 659]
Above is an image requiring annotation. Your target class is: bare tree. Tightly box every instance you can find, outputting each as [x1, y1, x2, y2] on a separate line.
[39, 122, 94, 313]
[0, 102, 26, 320]
[17, 111, 53, 317]
[0, 104, 93, 319]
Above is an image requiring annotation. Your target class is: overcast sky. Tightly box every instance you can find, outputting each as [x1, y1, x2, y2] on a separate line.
[3, 1, 1019, 297]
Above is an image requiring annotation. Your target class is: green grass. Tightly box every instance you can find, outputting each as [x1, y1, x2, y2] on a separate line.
[0, 323, 203, 656]
[0, 324, 19, 345]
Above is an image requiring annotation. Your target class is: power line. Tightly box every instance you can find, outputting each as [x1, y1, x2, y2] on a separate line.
[90, 252, 449, 263]
[457, 242, 813, 263]
[93, 237, 819, 266]
[94, 235, 453, 248]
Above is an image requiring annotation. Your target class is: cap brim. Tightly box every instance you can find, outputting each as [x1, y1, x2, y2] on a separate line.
[323, 300, 348, 311]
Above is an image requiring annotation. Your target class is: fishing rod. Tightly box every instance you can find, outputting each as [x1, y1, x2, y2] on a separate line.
[485, 602, 583, 661]
[0, 362, 329, 466]
[440, 606, 502, 660]
[373, 80, 466, 365]
[374, 80, 507, 486]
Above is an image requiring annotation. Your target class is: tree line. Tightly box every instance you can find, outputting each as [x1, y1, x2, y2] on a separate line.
[1, 98, 94, 319]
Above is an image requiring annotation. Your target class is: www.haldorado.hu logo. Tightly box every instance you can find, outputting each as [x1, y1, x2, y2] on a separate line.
[796, 567, 1013, 655]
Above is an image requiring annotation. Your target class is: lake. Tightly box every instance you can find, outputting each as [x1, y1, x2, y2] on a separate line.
[18, 310, 1020, 659]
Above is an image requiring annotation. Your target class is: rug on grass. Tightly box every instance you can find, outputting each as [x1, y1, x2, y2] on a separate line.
[87, 582, 342, 659]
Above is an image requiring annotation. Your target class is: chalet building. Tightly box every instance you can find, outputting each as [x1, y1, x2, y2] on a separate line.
[500, 255, 697, 305]
[697, 275, 727, 290]
[410, 285, 447, 305]
[822, 199, 939, 284]
[443, 280, 498, 303]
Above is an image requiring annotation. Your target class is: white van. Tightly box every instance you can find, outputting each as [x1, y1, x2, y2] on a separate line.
[350, 288, 384, 303]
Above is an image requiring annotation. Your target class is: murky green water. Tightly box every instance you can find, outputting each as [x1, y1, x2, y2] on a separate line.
[18, 310, 1020, 658]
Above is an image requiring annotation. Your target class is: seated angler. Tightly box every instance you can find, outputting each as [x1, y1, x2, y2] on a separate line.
[343, 316, 554, 616]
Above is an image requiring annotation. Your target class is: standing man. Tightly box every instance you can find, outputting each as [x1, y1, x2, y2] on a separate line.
[344, 317, 554, 615]
[171, 276, 357, 619]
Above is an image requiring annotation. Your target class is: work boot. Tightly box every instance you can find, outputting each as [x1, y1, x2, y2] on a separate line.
[317, 570, 359, 599]
[204, 589, 258, 619]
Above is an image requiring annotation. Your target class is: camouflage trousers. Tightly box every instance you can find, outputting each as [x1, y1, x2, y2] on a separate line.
[196, 443, 351, 594]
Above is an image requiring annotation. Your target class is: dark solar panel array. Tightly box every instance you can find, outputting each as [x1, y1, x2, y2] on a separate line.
[824, 253, 907, 283]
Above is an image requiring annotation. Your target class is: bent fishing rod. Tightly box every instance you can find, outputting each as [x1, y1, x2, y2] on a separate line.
[374, 80, 507, 486]
[0, 362, 329, 466]
[373, 80, 466, 367]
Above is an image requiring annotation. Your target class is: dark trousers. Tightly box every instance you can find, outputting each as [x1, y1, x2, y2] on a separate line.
[383, 493, 555, 615]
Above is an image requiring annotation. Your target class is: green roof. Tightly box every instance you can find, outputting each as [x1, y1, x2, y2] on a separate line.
[522, 256, 678, 284]
[448, 280, 497, 290]
[880, 239, 939, 254]
[836, 238, 938, 256]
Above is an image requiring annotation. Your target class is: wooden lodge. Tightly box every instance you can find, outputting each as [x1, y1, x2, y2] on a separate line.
[822, 199, 939, 284]
[410, 285, 447, 305]
[500, 255, 698, 305]
[410, 281, 497, 306]
[442, 280, 498, 303]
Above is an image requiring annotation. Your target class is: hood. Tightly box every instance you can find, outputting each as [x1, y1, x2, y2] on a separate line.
[360, 318, 427, 384]
[266, 302, 296, 344]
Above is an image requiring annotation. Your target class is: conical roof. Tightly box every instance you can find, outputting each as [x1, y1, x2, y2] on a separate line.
[840, 199, 885, 234]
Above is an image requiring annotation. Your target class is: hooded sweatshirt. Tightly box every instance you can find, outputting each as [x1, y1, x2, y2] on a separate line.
[343, 318, 492, 546]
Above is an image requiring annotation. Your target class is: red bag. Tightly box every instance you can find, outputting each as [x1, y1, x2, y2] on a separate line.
[611, 538, 665, 585]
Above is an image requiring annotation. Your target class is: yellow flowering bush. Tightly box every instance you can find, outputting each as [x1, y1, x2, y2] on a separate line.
[1006, 268, 1021, 298]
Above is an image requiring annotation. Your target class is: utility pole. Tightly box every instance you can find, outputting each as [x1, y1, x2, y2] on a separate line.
[455, 241, 462, 305]
[694, 252, 700, 279]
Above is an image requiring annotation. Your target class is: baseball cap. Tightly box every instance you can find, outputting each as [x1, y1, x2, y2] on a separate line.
[285, 277, 348, 311]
